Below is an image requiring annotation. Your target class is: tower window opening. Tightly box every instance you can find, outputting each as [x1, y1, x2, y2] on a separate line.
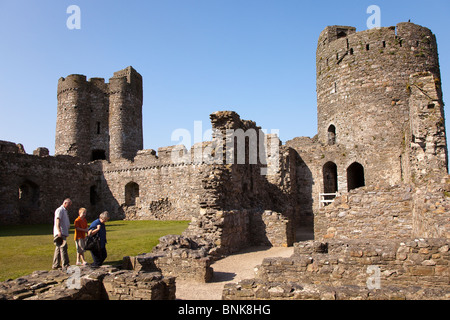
[350, 48, 354, 55]
[91, 150, 106, 161]
[328, 125, 336, 145]
[366, 44, 370, 51]
[382, 41, 386, 48]
[347, 162, 365, 191]
[336, 29, 348, 39]
[96, 122, 101, 134]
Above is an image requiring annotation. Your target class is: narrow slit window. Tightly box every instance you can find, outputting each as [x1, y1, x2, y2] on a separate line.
[328, 125, 336, 145]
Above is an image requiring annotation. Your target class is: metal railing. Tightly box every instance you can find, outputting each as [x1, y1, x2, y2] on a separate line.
[319, 193, 337, 209]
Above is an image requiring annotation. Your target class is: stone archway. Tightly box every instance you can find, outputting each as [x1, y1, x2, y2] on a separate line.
[323, 161, 338, 194]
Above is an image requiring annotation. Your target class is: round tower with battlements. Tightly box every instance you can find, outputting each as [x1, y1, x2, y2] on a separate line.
[55, 67, 143, 163]
[56, 74, 91, 161]
[316, 22, 442, 185]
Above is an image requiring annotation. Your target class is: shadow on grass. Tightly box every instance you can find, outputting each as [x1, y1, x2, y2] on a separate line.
[0, 224, 53, 237]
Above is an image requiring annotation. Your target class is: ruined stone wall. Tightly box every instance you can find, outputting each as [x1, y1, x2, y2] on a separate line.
[413, 176, 450, 239]
[98, 150, 209, 221]
[0, 151, 95, 225]
[286, 136, 403, 221]
[313, 178, 450, 242]
[223, 238, 450, 300]
[178, 111, 297, 256]
[0, 140, 25, 154]
[0, 267, 176, 300]
[314, 184, 414, 241]
[123, 234, 214, 283]
[407, 72, 448, 184]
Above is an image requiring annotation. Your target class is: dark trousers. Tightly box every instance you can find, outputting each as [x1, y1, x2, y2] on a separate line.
[90, 247, 107, 267]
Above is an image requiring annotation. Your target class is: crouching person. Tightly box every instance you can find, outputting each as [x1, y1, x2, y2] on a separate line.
[88, 211, 110, 267]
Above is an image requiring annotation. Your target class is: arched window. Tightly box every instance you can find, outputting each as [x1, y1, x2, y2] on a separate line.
[347, 162, 365, 191]
[323, 162, 338, 194]
[328, 125, 336, 146]
[125, 182, 139, 206]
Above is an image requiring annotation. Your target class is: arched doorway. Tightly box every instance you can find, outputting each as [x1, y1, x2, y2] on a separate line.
[322, 161, 338, 207]
[347, 162, 365, 191]
[125, 182, 139, 206]
[18, 180, 40, 221]
[323, 161, 338, 194]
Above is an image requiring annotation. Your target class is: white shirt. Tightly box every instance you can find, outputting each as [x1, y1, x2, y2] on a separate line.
[53, 205, 70, 237]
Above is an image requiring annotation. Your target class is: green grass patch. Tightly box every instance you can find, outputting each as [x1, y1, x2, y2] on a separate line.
[0, 220, 189, 282]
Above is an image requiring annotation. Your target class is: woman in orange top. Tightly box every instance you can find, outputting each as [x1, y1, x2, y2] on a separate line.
[74, 208, 89, 266]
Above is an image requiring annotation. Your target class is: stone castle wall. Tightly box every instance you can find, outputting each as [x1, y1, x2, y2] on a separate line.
[314, 178, 450, 242]
[0, 152, 95, 225]
[2, 21, 449, 250]
[223, 238, 450, 300]
[315, 184, 414, 241]
[407, 72, 448, 184]
[98, 152, 211, 221]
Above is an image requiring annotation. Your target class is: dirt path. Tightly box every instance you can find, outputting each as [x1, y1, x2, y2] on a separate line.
[176, 246, 294, 300]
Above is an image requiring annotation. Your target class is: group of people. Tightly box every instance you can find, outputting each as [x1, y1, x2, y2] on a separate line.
[52, 198, 110, 270]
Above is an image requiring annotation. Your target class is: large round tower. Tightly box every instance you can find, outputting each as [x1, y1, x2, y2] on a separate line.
[56, 74, 91, 161]
[316, 22, 441, 185]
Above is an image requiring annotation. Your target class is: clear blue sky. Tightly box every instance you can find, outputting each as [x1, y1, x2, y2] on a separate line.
[1, 0, 449, 154]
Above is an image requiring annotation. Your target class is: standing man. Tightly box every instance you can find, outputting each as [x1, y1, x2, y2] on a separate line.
[52, 198, 72, 270]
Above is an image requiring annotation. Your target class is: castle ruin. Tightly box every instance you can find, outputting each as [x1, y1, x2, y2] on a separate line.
[0, 22, 449, 300]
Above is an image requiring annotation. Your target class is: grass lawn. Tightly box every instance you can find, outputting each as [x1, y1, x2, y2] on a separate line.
[0, 220, 189, 282]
